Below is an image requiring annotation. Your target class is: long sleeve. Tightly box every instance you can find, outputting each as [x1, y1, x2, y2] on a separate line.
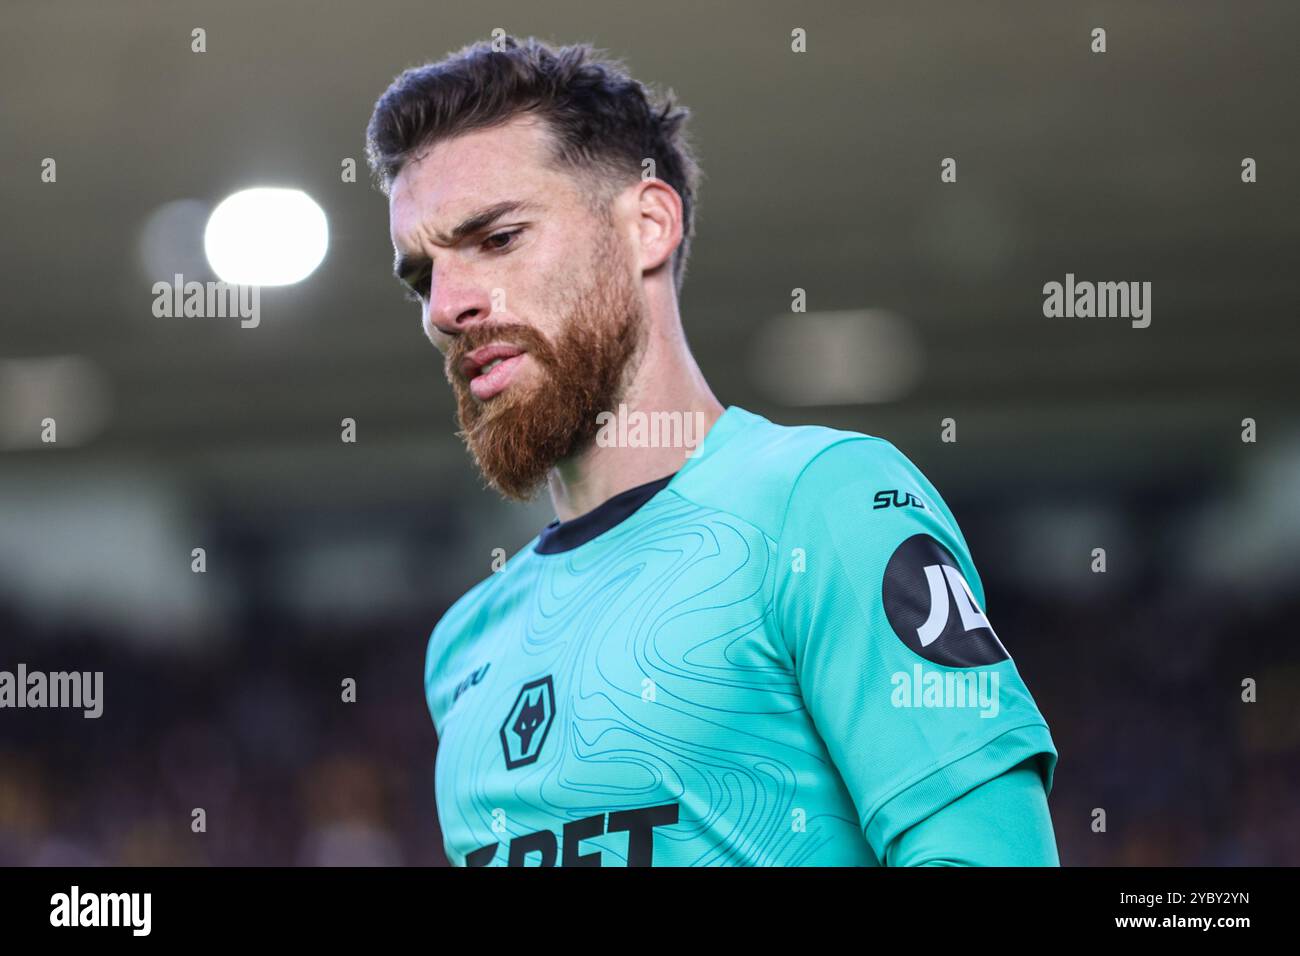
[886, 758, 1060, 866]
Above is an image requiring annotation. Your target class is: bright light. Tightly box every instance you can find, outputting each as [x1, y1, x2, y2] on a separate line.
[204, 188, 328, 286]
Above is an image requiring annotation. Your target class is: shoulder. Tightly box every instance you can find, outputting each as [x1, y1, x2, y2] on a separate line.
[775, 428, 968, 562]
[783, 433, 934, 520]
[674, 407, 927, 537]
[426, 571, 497, 664]
[423, 542, 536, 715]
[765, 426, 985, 617]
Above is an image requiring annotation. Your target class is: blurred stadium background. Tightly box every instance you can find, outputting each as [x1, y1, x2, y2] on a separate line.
[1, 1, 1297, 865]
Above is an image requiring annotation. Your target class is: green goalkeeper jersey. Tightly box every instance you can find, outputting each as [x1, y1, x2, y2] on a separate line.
[424, 405, 1058, 865]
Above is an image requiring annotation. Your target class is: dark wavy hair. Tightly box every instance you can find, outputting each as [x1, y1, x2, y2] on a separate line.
[365, 35, 703, 296]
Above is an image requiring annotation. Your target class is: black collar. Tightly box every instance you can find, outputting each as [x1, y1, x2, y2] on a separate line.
[534, 472, 678, 554]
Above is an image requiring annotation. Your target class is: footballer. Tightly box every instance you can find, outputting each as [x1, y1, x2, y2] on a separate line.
[366, 36, 1059, 866]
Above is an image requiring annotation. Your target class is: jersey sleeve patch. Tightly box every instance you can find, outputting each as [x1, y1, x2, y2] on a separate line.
[882, 533, 1009, 667]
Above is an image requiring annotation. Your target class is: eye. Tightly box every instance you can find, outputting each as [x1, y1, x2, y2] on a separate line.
[403, 274, 430, 303]
[482, 228, 522, 252]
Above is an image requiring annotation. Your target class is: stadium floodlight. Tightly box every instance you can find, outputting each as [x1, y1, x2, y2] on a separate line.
[204, 187, 328, 286]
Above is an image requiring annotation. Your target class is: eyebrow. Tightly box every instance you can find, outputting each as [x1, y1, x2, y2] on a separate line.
[393, 199, 538, 285]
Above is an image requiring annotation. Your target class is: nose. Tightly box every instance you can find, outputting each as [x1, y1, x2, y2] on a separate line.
[426, 270, 495, 339]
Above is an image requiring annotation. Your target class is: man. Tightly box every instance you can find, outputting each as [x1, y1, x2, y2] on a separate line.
[366, 35, 1059, 866]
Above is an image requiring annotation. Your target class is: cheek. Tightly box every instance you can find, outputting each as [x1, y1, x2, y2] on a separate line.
[532, 276, 579, 335]
[527, 306, 562, 344]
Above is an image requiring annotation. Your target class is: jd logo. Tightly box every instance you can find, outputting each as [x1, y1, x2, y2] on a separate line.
[500, 675, 556, 770]
[882, 534, 1009, 667]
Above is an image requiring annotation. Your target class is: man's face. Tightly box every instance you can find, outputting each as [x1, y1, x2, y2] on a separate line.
[389, 115, 645, 501]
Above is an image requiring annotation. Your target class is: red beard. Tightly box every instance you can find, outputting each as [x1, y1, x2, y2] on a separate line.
[443, 234, 644, 501]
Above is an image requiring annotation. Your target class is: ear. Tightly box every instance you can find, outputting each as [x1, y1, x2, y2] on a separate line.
[629, 177, 683, 278]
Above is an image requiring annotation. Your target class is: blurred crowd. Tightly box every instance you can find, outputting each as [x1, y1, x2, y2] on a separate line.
[0, 603, 445, 866]
[1, 531, 1296, 867]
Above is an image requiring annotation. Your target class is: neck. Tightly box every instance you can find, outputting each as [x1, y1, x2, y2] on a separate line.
[547, 312, 724, 522]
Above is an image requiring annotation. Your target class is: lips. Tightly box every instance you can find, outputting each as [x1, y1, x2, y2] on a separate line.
[461, 343, 525, 380]
[461, 343, 527, 401]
